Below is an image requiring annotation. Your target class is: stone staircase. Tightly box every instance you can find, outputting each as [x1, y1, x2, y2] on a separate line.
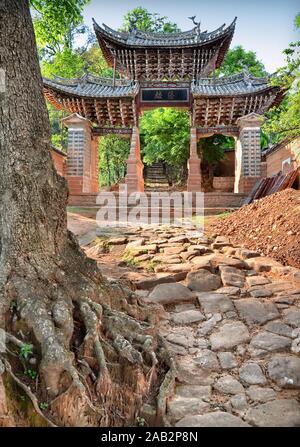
[144, 162, 170, 191]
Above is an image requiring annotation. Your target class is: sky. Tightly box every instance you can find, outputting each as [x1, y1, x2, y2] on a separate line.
[81, 0, 300, 73]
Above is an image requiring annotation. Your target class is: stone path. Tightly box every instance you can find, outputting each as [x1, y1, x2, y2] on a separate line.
[76, 218, 300, 427]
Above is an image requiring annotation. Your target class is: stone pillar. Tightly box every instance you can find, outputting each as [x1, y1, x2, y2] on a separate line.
[90, 135, 99, 193]
[125, 127, 144, 193]
[187, 127, 202, 192]
[63, 113, 98, 194]
[235, 113, 264, 194]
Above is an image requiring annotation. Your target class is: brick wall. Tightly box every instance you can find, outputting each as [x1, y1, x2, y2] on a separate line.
[213, 177, 235, 192]
[266, 138, 300, 177]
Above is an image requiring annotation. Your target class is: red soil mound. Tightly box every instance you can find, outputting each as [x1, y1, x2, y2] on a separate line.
[213, 188, 300, 269]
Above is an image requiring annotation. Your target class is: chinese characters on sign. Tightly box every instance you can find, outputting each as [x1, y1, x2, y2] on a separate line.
[141, 88, 189, 103]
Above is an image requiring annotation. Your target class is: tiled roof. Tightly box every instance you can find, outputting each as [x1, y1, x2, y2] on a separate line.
[93, 18, 237, 47]
[192, 72, 275, 96]
[43, 74, 138, 98]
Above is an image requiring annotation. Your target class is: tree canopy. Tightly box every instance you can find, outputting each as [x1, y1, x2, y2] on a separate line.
[120, 7, 180, 33]
[217, 45, 267, 77]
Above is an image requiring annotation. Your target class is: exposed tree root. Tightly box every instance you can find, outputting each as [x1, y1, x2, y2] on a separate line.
[0, 236, 170, 427]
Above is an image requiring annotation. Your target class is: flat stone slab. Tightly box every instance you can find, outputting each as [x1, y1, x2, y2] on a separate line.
[220, 266, 245, 288]
[234, 299, 279, 326]
[211, 255, 249, 270]
[217, 352, 237, 369]
[147, 283, 196, 305]
[246, 276, 270, 287]
[197, 292, 234, 315]
[171, 310, 205, 325]
[210, 321, 250, 350]
[197, 313, 222, 336]
[167, 396, 209, 422]
[175, 384, 211, 399]
[194, 349, 220, 371]
[239, 362, 266, 385]
[176, 411, 250, 427]
[249, 288, 273, 298]
[187, 269, 221, 292]
[246, 386, 276, 403]
[245, 399, 300, 427]
[176, 357, 216, 385]
[250, 331, 291, 352]
[264, 320, 293, 338]
[215, 286, 240, 296]
[267, 355, 300, 388]
[214, 375, 244, 395]
[246, 256, 282, 272]
[282, 307, 300, 328]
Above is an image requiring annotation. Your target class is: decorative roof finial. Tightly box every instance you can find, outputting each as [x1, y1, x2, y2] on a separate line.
[188, 15, 199, 27]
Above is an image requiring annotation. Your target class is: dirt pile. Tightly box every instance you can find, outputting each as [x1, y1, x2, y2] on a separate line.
[212, 188, 300, 268]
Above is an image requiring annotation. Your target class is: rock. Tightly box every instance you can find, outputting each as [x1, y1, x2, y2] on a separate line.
[245, 399, 300, 427]
[218, 352, 237, 369]
[135, 275, 176, 290]
[167, 396, 209, 422]
[171, 310, 205, 325]
[176, 411, 250, 427]
[197, 313, 222, 336]
[246, 386, 276, 403]
[176, 357, 216, 385]
[246, 275, 270, 287]
[166, 328, 194, 348]
[147, 283, 196, 305]
[250, 331, 291, 352]
[234, 299, 279, 326]
[211, 255, 249, 270]
[162, 263, 191, 274]
[246, 256, 282, 272]
[197, 293, 234, 315]
[267, 355, 300, 388]
[214, 375, 244, 395]
[194, 349, 220, 371]
[249, 288, 273, 298]
[212, 236, 232, 249]
[264, 320, 293, 338]
[215, 286, 240, 296]
[191, 254, 215, 270]
[236, 248, 261, 260]
[210, 321, 250, 350]
[230, 394, 248, 413]
[188, 245, 212, 254]
[174, 303, 196, 312]
[130, 244, 157, 255]
[187, 269, 222, 292]
[168, 236, 188, 244]
[239, 363, 266, 385]
[164, 246, 186, 255]
[176, 384, 211, 399]
[220, 266, 245, 288]
[126, 238, 145, 249]
[108, 236, 127, 245]
[282, 307, 300, 328]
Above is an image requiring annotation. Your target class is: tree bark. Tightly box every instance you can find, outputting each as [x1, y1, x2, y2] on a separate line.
[0, 0, 164, 427]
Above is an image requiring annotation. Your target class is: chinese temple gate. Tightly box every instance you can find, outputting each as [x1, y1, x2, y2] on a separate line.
[43, 17, 284, 196]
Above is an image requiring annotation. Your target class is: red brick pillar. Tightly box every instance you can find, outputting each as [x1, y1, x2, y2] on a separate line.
[125, 127, 144, 193]
[62, 113, 98, 194]
[235, 113, 264, 194]
[187, 127, 202, 192]
[90, 135, 99, 193]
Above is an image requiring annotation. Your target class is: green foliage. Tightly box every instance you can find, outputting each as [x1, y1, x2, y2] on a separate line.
[198, 134, 233, 166]
[39, 402, 49, 411]
[24, 369, 38, 380]
[99, 136, 130, 187]
[217, 45, 267, 77]
[31, 0, 90, 54]
[19, 344, 34, 360]
[263, 13, 300, 142]
[141, 108, 190, 170]
[121, 7, 180, 33]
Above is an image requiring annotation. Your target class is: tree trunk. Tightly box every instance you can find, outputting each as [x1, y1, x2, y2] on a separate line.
[0, 0, 166, 427]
